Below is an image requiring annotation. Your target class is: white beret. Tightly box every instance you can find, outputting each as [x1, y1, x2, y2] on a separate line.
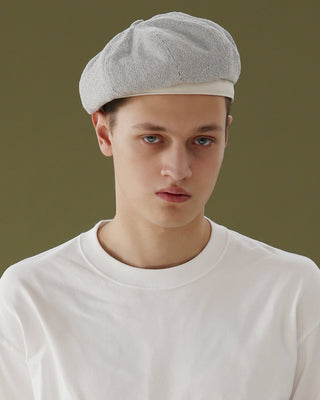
[79, 11, 241, 114]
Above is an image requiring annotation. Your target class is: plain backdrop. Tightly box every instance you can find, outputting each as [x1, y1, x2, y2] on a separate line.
[1, 0, 319, 273]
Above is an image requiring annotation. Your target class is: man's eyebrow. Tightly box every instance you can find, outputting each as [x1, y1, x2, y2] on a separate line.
[131, 122, 223, 133]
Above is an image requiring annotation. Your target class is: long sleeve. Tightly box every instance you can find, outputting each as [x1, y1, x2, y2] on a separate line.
[289, 321, 320, 399]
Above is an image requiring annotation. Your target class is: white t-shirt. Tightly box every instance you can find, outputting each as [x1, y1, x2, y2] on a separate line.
[1, 217, 319, 399]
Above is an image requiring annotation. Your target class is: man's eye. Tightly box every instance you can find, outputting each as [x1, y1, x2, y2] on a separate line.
[195, 137, 214, 146]
[143, 136, 160, 143]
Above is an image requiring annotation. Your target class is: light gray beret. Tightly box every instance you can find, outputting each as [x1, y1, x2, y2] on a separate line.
[79, 11, 241, 114]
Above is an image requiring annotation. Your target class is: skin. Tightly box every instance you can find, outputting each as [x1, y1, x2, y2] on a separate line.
[91, 94, 233, 269]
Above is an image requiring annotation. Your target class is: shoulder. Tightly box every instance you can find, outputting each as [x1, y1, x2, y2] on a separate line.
[211, 220, 320, 296]
[217, 223, 320, 333]
[0, 232, 84, 304]
[223, 224, 319, 276]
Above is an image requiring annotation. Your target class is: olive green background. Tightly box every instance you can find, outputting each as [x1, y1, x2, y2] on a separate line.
[1, 0, 319, 273]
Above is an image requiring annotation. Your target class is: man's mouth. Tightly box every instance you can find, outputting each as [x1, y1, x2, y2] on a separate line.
[156, 187, 191, 203]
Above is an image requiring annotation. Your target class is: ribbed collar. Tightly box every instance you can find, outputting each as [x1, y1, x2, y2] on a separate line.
[79, 216, 229, 289]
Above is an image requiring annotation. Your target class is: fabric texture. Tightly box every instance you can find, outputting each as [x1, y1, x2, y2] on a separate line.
[79, 12, 241, 114]
[1, 217, 319, 399]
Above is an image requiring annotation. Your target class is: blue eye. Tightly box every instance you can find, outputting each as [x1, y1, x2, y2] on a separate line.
[195, 137, 213, 146]
[143, 136, 160, 143]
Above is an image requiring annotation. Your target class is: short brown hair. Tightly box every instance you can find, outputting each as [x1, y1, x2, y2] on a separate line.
[100, 96, 232, 132]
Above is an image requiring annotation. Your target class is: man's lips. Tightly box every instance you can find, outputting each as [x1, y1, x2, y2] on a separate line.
[155, 187, 191, 203]
[156, 187, 191, 196]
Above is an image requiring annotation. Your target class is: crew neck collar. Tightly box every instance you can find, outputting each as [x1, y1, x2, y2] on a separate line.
[79, 216, 229, 289]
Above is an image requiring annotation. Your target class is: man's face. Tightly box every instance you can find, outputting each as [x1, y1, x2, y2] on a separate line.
[93, 94, 232, 230]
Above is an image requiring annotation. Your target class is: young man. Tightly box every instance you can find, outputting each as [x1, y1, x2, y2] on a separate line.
[1, 12, 319, 399]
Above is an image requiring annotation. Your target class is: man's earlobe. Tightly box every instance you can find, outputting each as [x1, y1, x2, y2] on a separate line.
[91, 111, 113, 157]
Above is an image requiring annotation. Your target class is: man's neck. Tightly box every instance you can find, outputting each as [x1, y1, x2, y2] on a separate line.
[97, 215, 211, 269]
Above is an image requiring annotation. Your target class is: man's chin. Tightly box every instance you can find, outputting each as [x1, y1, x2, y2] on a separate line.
[146, 211, 204, 231]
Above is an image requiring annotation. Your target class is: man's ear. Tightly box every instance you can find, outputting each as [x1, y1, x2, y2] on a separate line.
[225, 115, 233, 147]
[91, 111, 113, 157]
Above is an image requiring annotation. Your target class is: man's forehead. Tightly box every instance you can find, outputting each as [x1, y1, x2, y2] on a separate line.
[113, 95, 228, 130]
[131, 122, 224, 134]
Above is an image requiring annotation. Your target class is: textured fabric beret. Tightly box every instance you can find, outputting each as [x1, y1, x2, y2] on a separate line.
[79, 11, 241, 114]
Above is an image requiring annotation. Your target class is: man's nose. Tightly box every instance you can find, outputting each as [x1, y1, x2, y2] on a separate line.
[160, 145, 192, 181]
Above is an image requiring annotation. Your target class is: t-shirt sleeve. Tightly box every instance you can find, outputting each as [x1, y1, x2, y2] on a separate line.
[289, 322, 320, 399]
[0, 335, 35, 399]
[0, 267, 35, 399]
[289, 258, 320, 399]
